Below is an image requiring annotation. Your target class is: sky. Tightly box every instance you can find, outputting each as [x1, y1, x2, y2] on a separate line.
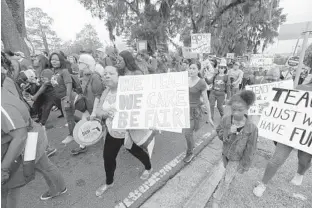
[25, 0, 312, 52]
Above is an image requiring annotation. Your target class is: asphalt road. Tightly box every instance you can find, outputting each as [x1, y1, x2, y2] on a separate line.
[18, 109, 217, 208]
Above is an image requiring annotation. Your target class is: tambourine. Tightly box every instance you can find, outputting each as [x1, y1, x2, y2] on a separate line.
[73, 118, 104, 146]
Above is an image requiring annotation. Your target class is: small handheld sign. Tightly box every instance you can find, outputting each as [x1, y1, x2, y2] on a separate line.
[73, 119, 103, 146]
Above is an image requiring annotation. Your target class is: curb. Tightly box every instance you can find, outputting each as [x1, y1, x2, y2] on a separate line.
[183, 160, 225, 208]
[135, 133, 216, 208]
[139, 134, 224, 208]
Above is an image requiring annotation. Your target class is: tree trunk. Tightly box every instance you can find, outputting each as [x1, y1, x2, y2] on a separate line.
[39, 24, 50, 54]
[1, 0, 30, 57]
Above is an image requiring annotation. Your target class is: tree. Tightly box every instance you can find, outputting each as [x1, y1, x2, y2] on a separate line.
[26, 7, 62, 54]
[173, 0, 286, 56]
[78, 0, 177, 54]
[304, 43, 312, 69]
[79, 0, 285, 56]
[75, 24, 103, 52]
[1, 0, 30, 57]
[59, 24, 103, 55]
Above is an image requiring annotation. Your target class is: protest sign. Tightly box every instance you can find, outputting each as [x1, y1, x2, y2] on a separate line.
[226, 53, 235, 59]
[137, 40, 147, 51]
[191, 33, 211, 53]
[250, 54, 274, 67]
[182, 47, 197, 59]
[286, 56, 300, 67]
[246, 80, 293, 115]
[112, 72, 190, 131]
[258, 88, 312, 154]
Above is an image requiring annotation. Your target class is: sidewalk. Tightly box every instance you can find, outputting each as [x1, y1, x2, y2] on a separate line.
[140, 137, 224, 208]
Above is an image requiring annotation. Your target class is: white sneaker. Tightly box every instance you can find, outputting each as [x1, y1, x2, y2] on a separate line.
[291, 173, 303, 186]
[61, 136, 74, 144]
[95, 183, 113, 197]
[140, 168, 153, 180]
[253, 182, 267, 197]
[65, 123, 68, 127]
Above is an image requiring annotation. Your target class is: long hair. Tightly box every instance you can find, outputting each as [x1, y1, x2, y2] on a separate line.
[119, 50, 141, 72]
[49, 52, 67, 69]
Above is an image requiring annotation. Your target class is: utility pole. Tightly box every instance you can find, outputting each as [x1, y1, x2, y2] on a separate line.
[294, 22, 311, 88]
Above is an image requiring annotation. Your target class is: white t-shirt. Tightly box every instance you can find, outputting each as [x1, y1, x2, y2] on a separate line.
[102, 90, 126, 139]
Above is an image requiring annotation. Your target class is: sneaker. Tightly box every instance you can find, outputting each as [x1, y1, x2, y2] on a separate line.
[46, 148, 57, 157]
[71, 147, 87, 156]
[95, 183, 113, 197]
[40, 188, 67, 200]
[291, 173, 303, 186]
[253, 182, 267, 197]
[140, 168, 153, 180]
[62, 135, 74, 144]
[64, 123, 68, 127]
[183, 153, 194, 163]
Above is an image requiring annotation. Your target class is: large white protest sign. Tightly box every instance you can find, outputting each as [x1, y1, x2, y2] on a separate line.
[250, 54, 274, 67]
[191, 33, 211, 53]
[258, 88, 312, 154]
[246, 80, 293, 115]
[112, 72, 190, 131]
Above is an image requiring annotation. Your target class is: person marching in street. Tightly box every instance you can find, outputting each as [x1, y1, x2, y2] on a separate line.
[184, 62, 214, 163]
[49, 52, 77, 144]
[1, 55, 66, 208]
[70, 54, 105, 155]
[211, 90, 258, 208]
[253, 78, 312, 198]
[228, 61, 244, 97]
[94, 66, 153, 197]
[206, 58, 230, 120]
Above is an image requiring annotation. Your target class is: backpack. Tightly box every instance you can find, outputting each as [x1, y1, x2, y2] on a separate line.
[71, 74, 82, 94]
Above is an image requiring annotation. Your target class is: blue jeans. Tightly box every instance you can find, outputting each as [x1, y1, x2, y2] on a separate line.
[209, 90, 226, 119]
[2, 153, 65, 208]
[262, 143, 312, 184]
[61, 92, 77, 136]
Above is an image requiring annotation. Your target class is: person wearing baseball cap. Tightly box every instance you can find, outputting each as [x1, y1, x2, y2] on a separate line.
[228, 61, 244, 97]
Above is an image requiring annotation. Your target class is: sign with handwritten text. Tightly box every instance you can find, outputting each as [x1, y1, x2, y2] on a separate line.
[191, 33, 211, 53]
[250, 54, 274, 67]
[246, 80, 293, 115]
[258, 88, 312, 154]
[112, 72, 190, 131]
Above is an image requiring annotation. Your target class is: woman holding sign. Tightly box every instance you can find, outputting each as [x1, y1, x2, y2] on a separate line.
[94, 66, 153, 197]
[253, 80, 312, 197]
[184, 62, 214, 163]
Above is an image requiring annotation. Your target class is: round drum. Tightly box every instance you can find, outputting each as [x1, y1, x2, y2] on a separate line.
[73, 119, 103, 146]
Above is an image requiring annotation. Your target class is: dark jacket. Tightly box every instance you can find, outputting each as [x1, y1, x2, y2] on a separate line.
[216, 115, 258, 170]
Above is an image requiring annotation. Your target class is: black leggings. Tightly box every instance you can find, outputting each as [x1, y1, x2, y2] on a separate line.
[103, 133, 152, 185]
[33, 95, 62, 125]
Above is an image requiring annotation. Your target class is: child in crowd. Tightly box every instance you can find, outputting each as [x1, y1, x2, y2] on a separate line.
[212, 90, 258, 208]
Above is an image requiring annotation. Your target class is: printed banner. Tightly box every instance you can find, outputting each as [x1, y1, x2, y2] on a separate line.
[258, 88, 312, 154]
[250, 54, 274, 67]
[112, 72, 190, 131]
[182, 47, 197, 59]
[246, 80, 293, 115]
[191, 33, 211, 53]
